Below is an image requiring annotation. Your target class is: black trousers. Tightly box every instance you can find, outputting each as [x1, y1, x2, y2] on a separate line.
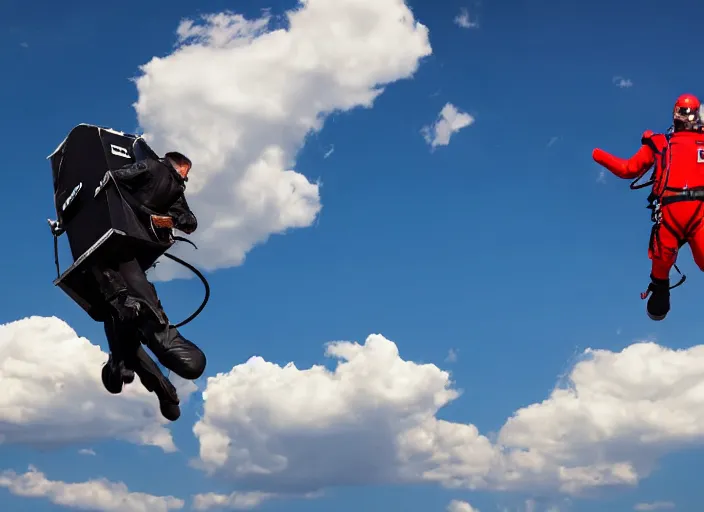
[94, 258, 206, 380]
[103, 316, 173, 395]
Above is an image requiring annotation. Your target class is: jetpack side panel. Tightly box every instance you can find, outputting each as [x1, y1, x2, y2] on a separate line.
[50, 124, 140, 203]
[49, 124, 173, 321]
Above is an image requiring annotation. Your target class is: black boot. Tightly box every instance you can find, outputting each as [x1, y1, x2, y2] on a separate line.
[140, 323, 206, 381]
[126, 345, 181, 422]
[101, 316, 137, 395]
[645, 275, 670, 321]
[101, 354, 135, 394]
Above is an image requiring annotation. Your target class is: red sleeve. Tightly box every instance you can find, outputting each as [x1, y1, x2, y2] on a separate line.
[592, 144, 655, 179]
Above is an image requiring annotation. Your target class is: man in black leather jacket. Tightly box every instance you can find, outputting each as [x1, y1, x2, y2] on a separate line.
[95, 152, 206, 421]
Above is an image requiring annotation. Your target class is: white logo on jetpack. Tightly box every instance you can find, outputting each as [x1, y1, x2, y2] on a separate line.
[110, 144, 131, 159]
[699, 148, 704, 163]
[62, 182, 82, 212]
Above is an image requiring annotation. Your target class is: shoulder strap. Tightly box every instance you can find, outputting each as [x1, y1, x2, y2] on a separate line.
[641, 130, 668, 154]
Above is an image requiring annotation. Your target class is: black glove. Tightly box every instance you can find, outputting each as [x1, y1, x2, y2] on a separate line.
[174, 213, 197, 234]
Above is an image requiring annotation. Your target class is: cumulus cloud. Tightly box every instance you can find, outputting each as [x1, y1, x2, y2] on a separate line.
[454, 8, 479, 29]
[192, 334, 472, 491]
[613, 76, 633, 88]
[0, 316, 188, 452]
[634, 501, 675, 510]
[0, 465, 184, 512]
[421, 103, 474, 149]
[448, 499, 479, 511]
[133, 0, 432, 280]
[497, 342, 704, 494]
[191, 334, 704, 499]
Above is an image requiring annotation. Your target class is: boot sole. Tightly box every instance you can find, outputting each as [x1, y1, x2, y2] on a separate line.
[101, 364, 123, 394]
[647, 311, 668, 321]
[160, 402, 181, 421]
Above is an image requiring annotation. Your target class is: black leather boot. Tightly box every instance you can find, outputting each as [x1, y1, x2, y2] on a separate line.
[126, 345, 181, 422]
[139, 322, 206, 380]
[101, 354, 135, 394]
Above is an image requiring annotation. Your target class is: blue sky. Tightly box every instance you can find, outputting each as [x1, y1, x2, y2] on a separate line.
[1, 0, 703, 511]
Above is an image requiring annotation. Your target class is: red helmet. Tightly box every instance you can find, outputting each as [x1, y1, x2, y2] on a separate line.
[673, 93, 701, 130]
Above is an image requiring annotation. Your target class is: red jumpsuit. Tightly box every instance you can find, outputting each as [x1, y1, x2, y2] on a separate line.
[593, 130, 704, 280]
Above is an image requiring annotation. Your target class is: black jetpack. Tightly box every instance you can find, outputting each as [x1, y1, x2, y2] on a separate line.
[47, 123, 209, 325]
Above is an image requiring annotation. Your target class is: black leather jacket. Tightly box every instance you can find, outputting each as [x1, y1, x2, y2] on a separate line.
[112, 158, 197, 234]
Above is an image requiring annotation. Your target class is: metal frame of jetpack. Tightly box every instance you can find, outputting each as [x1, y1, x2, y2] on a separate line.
[47, 123, 175, 322]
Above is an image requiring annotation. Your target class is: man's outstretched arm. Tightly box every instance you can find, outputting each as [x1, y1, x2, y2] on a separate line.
[167, 194, 198, 234]
[111, 160, 152, 184]
[593, 146, 655, 179]
[592, 131, 658, 179]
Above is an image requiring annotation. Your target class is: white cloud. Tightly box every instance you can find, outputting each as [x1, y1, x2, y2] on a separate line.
[133, 0, 432, 280]
[0, 316, 187, 452]
[497, 342, 704, 494]
[192, 334, 472, 490]
[78, 448, 96, 456]
[0, 465, 184, 512]
[421, 103, 474, 149]
[191, 334, 704, 499]
[634, 502, 675, 511]
[192, 491, 274, 510]
[448, 499, 479, 512]
[547, 136, 558, 148]
[454, 8, 479, 29]
[192, 490, 321, 510]
[613, 76, 633, 88]
[446, 348, 458, 362]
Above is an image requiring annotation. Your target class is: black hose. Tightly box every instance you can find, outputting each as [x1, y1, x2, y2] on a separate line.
[162, 250, 210, 328]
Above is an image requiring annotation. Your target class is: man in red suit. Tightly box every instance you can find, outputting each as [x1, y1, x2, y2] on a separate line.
[593, 93, 704, 320]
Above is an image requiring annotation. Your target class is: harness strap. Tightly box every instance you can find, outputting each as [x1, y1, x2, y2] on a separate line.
[660, 186, 704, 206]
[631, 132, 668, 190]
[645, 192, 704, 297]
[53, 233, 60, 279]
[637, 130, 697, 296]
